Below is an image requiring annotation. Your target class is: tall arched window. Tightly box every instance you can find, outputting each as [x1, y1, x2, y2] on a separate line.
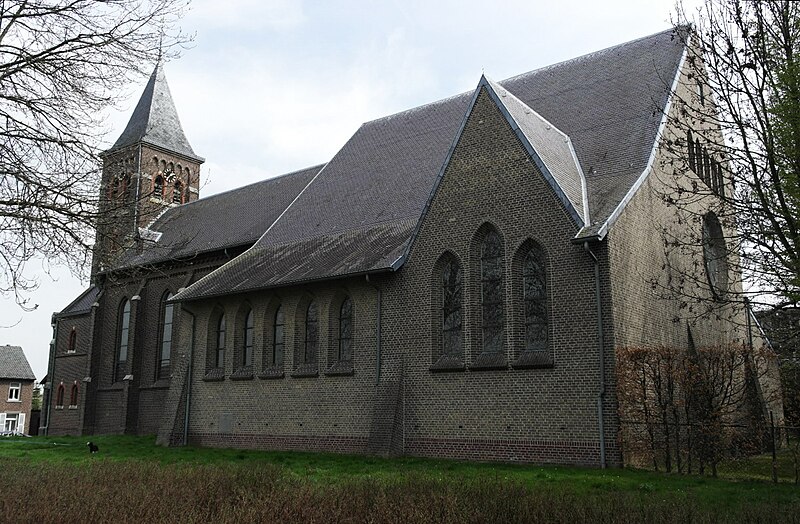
[173, 181, 183, 204]
[158, 293, 174, 380]
[338, 297, 353, 362]
[67, 327, 77, 353]
[442, 258, 463, 357]
[304, 301, 318, 365]
[56, 383, 65, 408]
[216, 314, 226, 369]
[153, 175, 164, 199]
[243, 308, 253, 368]
[480, 230, 504, 354]
[523, 247, 548, 352]
[687, 130, 695, 172]
[69, 383, 78, 408]
[272, 305, 284, 367]
[115, 299, 130, 382]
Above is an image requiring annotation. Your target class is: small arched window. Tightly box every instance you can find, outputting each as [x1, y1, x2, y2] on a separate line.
[115, 299, 131, 382]
[442, 258, 463, 357]
[69, 382, 78, 408]
[304, 301, 318, 365]
[158, 293, 174, 380]
[67, 327, 77, 353]
[480, 230, 504, 354]
[173, 181, 183, 204]
[216, 314, 226, 369]
[153, 176, 164, 199]
[56, 383, 65, 408]
[338, 297, 353, 362]
[271, 305, 285, 368]
[243, 308, 254, 368]
[523, 247, 548, 352]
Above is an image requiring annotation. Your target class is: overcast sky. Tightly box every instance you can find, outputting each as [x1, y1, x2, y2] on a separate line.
[1, 0, 692, 380]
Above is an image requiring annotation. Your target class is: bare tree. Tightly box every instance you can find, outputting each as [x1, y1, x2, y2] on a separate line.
[0, 0, 191, 309]
[660, 1, 800, 314]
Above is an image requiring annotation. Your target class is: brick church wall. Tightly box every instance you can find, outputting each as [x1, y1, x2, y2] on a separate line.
[380, 87, 617, 466]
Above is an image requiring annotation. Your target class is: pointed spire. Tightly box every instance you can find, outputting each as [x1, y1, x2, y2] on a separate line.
[106, 63, 203, 162]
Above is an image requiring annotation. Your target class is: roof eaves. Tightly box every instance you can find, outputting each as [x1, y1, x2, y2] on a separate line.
[586, 36, 690, 241]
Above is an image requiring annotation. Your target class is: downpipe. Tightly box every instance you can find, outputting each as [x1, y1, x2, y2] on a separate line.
[183, 310, 196, 446]
[584, 241, 606, 469]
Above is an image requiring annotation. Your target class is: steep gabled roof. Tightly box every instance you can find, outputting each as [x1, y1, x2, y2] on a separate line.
[0, 345, 35, 381]
[58, 286, 100, 317]
[167, 27, 686, 302]
[106, 63, 203, 161]
[116, 164, 322, 269]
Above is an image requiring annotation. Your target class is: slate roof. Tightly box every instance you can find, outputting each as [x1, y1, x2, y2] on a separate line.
[117, 164, 322, 269]
[106, 63, 203, 162]
[166, 28, 687, 302]
[0, 345, 36, 381]
[58, 286, 100, 317]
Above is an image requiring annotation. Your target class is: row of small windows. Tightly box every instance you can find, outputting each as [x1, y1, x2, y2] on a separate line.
[54, 382, 79, 409]
[207, 296, 354, 378]
[686, 130, 726, 198]
[435, 225, 550, 369]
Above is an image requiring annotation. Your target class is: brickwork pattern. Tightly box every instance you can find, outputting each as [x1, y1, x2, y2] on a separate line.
[0, 379, 33, 434]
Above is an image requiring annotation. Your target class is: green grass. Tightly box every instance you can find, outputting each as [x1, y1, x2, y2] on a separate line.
[1, 435, 798, 523]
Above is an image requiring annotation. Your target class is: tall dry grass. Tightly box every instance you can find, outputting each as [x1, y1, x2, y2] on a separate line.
[1, 458, 794, 523]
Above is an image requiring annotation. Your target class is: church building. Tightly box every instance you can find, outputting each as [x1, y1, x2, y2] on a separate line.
[42, 27, 775, 467]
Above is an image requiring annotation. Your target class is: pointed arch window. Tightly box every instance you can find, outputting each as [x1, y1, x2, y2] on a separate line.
[115, 299, 130, 382]
[243, 308, 254, 368]
[69, 382, 79, 408]
[56, 383, 65, 409]
[338, 297, 353, 362]
[687, 130, 695, 172]
[480, 230, 504, 354]
[523, 247, 548, 352]
[272, 305, 285, 367]
[157, 293, 174, 380]
[304, 301, 318, 365]
[442, 257, 463, 357]
[67, 327, 77, 353]
[216, 314, 226, 369]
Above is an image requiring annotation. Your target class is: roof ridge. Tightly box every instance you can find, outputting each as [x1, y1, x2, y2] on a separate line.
[502, 26, 678, 83]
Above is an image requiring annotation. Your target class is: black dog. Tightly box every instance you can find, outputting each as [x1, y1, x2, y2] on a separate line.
[87, 441, 99, 453]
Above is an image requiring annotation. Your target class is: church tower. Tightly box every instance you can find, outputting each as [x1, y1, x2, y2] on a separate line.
[93, 63, 204, 276]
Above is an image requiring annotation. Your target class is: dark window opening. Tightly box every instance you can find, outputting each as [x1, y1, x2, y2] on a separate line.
[523, 247, 548, 351]
[243, 309, 253, 368]
[338, 297, 353, 361]
[480, 230, 504, 353]
[115, 300, 130, 382]
[216, 314, 226, 369]
[157, 293, 174, 380]
[272, 305, 284, 367]
[304, 301, 318, 365]
[442, 258, 463, 356]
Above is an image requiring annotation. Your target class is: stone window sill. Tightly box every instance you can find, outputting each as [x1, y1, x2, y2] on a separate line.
[203, 368, 225, 382]
[511, 351, 554, 369]
[291, 364, 318, 378]
[259, 367, 284, 380]
[470, 352, 507, 370]
[55, 406, 64, 410]
[430, 354, 465, 372]
[230, 368, 254, 381]
[325, 361, 354, 376]
[68, 405, 78, 410]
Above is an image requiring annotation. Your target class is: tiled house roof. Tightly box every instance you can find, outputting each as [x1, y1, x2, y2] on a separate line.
[0, 345, 36, 381]
[116, 164, 322, 269]
[58, 286, 100, 317]
[171, 27, 686, 302]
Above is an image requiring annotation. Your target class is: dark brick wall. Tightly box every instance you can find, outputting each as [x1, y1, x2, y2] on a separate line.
[380, 88, 615, 466]
[48, 312, 92, 436]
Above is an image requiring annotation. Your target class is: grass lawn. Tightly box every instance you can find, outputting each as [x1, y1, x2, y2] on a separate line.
[1, 435, 798, 523]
